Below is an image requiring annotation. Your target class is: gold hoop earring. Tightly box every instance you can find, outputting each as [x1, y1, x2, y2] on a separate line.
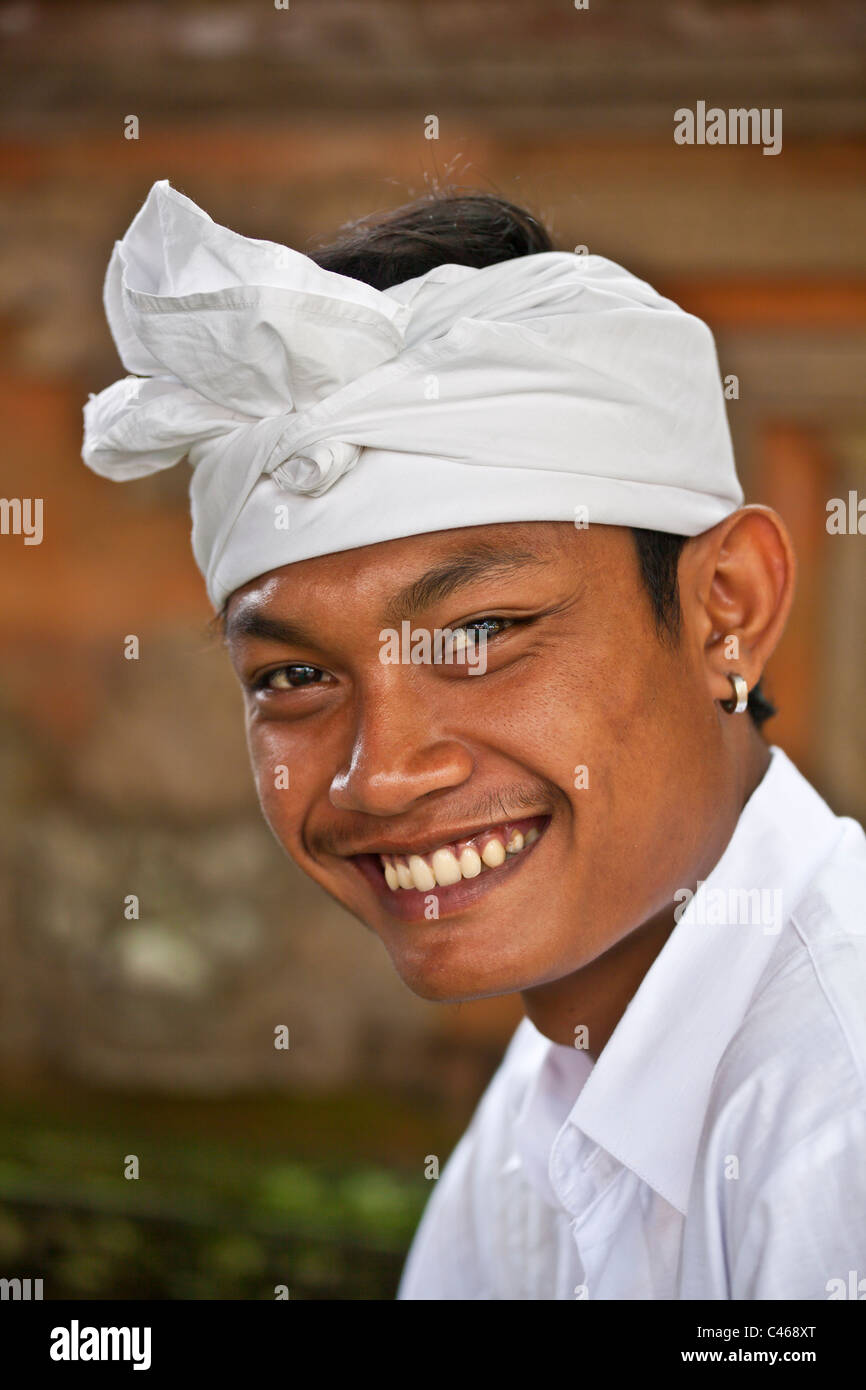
[721, 673, 749, 714]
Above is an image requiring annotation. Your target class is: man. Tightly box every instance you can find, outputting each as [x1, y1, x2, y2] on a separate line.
[82, 180, 866, 1300]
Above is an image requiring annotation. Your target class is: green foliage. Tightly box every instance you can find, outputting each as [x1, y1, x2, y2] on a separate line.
[0, 1090, 438, 1299]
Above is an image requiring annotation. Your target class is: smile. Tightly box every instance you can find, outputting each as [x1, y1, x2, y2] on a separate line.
[350, 814, 550, 923]
[379, 816, 545, 891]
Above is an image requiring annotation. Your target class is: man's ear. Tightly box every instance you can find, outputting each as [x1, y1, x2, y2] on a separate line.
[679, 505, 796, 707]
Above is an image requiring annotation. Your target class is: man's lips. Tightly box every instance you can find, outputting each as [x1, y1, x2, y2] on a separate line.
[349, 814, 551, 922]
[337, 813, 546, 862]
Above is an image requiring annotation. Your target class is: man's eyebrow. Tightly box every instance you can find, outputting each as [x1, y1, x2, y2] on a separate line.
[382, 546, 548, 626]
[223, 607, 319, 650]
[223, 544, 550, 647]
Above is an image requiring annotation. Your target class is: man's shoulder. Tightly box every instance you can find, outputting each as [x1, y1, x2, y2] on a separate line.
[704, 813, 866, 1169]
[468, 1015, 552, 1129]
[396, 1015, 556, 1299]
[680, 816, 866, 1297]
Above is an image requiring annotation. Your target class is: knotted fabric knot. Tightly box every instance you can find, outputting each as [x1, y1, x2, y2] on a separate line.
[268, 439, 363, 496]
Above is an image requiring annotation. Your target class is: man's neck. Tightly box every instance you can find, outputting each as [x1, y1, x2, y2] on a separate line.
[520, 736, 772, 1060]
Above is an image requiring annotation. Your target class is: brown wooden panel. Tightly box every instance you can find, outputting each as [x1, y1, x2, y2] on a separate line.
[660, 280, 866, 329]
[752, 422, 834, 779]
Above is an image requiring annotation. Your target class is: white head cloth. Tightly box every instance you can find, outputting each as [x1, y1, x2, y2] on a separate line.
[82, 179, 742, 610]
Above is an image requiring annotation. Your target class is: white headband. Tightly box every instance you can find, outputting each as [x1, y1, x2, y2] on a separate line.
[81, 179, 742, 610]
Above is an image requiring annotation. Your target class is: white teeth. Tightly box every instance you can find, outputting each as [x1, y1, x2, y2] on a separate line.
[380, 824, 542, 890]
[408, 854, 436, 892]
[458, 845, 482, 878]
[431, 847, 462, 886]
[481, 838, 507, 868]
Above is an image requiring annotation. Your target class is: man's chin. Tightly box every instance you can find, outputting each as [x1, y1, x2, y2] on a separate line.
[393, 965, 524, 1005]
[379, 932, 539, 1004]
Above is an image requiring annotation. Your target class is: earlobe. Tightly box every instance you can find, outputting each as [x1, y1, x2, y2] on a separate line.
[685, 505, 796, 709]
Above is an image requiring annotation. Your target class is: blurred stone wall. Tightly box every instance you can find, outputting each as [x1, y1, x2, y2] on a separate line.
[0, 0, 864, 1098]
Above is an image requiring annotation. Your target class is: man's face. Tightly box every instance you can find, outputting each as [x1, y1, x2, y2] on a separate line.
[225, 521, 729, 1002]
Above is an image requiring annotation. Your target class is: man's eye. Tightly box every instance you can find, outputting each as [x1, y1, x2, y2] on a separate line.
[447, 617, 513, 648]
[460, 617, 511, 638]
[258, 664, 325, 690]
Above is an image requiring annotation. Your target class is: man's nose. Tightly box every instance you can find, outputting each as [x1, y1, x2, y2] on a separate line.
[329, 684, 474, 817]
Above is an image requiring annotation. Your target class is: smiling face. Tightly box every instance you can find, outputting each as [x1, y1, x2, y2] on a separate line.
[224, 520, 742, 1005]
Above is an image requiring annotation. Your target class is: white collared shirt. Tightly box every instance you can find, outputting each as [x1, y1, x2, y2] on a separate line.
[397, 748, 866, 1300]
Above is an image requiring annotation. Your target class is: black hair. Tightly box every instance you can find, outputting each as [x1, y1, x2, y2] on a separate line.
[311, 190, 556, 283]
[307, 185, 775, 728]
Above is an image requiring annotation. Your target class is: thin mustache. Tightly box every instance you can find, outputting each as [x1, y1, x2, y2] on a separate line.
[313, 783, 548, 856]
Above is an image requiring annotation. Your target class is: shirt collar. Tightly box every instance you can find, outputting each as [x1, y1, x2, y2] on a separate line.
[565, 745, 845, 1215]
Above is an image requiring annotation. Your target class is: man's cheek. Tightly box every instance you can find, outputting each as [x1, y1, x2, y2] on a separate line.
[258, 779, 287, 833]
[245, 736, 298, 832]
